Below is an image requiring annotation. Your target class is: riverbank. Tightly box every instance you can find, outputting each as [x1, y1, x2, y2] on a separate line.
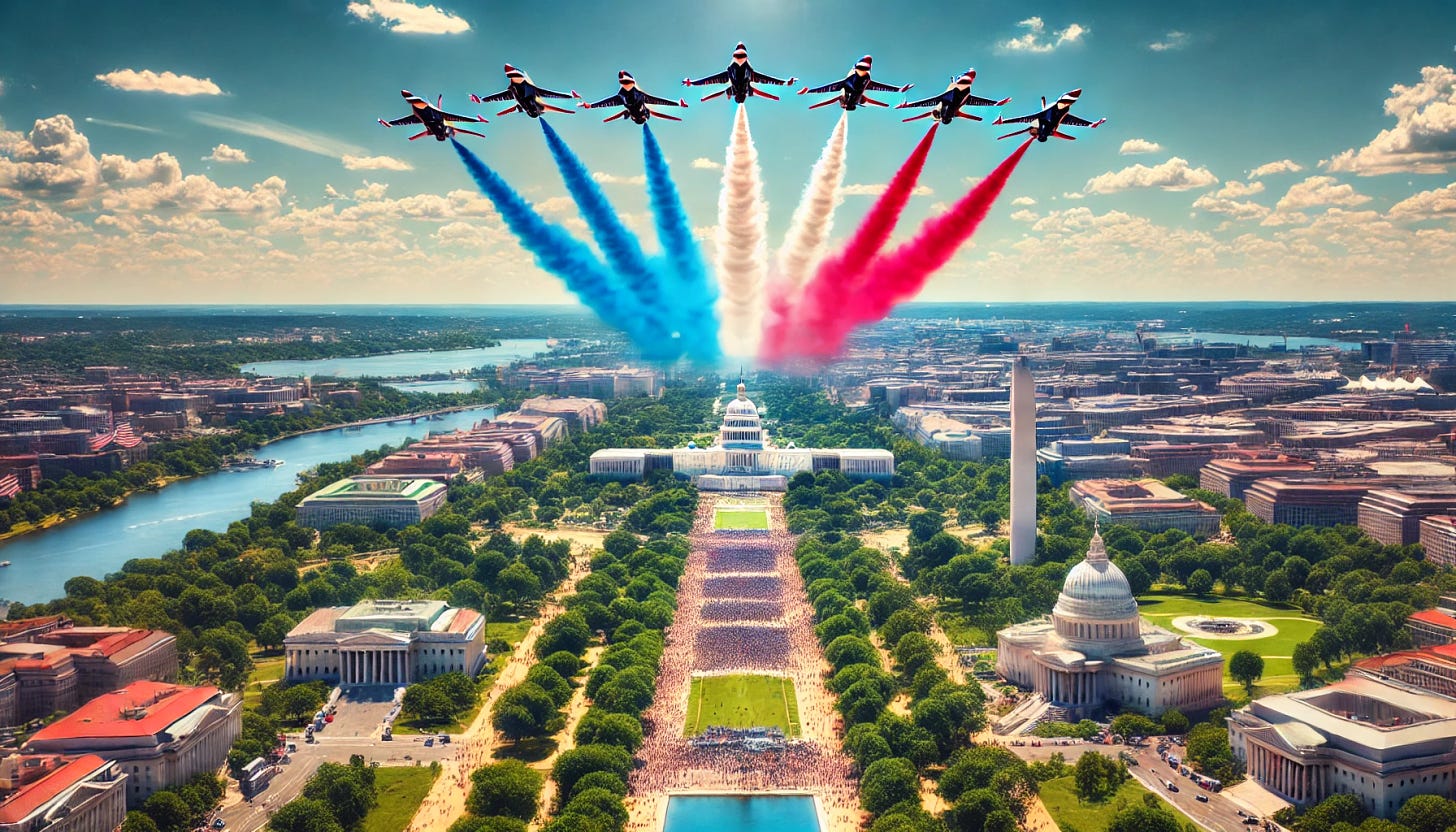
[0, 474, 188, 546]
[256, 403, 492, 446]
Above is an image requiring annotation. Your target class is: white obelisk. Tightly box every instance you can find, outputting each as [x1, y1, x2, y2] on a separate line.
[1009, 356, 1036, 565]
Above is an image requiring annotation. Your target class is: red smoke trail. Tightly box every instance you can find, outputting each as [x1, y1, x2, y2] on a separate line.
[761, 124, 937, 364]
[800, 138, 1033, 359]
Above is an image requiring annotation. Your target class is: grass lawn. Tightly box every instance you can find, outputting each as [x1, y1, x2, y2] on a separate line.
[1138, 592, 1320, 694]
[936, 610, 993, 647]
[486, 620, 532, 651]
[684, 674, 800, 737]
[1038, 773, 1157, 832]
[360, 767, 438, 832]
[714, 508, 770, 531]
[243, 656, 286, 709]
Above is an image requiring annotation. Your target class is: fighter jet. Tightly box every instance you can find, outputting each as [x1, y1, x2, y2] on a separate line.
[682, 42, 797, 103]
[579, 71, 688, 123]
[798, 55, 912, 111]
[993, 89, 1105, 141]
[896, 69, 1010, 124]
[470, 64, 580, 118]
[377, 91, 487, 141]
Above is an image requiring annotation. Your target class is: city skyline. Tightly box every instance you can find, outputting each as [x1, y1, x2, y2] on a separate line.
[3, 0, 1456, 304]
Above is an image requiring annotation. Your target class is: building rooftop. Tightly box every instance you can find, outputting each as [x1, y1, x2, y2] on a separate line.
[302, 477, 445, 502]
[27, 682, 219, 743]
[0, 755, 109, 825]
[1071, 478, 1220, 514]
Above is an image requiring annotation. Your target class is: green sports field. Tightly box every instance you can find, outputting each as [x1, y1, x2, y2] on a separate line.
[685, 674, 800, 736]
[1138, 592, 1321, 695]
[714, 507, 770, 530]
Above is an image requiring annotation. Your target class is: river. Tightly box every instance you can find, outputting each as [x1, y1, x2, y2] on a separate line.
[1164, 331, 1360, 350]
[240, 339, 553, 377]
[0, 407, 494, 605]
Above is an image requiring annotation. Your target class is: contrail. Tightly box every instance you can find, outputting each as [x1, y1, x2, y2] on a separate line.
[799, 139, 1033, 360]
[539, 120, 667, 326]
[759, 114, 848, 365]
[767, 123, 937, 363]
[451, 139, 682, 361]
[713, 105, 768, 359]
[642, 124, 722, 363]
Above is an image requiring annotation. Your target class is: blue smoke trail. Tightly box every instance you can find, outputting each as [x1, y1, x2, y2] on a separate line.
[450, 139, 682, 361]
[539, 121, 673, 339]
[642, 125, 722, 363]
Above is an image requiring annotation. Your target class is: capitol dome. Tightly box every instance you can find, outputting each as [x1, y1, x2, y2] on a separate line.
[725, 381, 759, 418]
[1046, 530, 1143, 657]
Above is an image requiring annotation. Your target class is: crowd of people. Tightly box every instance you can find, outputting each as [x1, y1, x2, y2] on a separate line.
[701, 575, 783, 600]
[699, 599, 783, 622]
[624, 496, 863, 832]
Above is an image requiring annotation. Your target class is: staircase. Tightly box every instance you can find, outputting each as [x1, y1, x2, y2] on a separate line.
[994, 693, 1046, 735]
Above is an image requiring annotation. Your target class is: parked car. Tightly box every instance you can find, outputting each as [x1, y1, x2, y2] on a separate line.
[1196, 794, 1209, 803]
[1165, 781, 1179, 792]
[424, 738, 434, 747]
[1243, 818, 1261, 826]
[212, 820, 226, 829]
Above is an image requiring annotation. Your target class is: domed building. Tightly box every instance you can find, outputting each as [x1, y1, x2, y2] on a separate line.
[996, 531, 1224, 719]
[589, 379, 894, 491]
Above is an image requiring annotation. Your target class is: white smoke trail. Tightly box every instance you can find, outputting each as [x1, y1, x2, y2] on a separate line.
[775, 113, 848, 293]
[714, 104, 768, 358]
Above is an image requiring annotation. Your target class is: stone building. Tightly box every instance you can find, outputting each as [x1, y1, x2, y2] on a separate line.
[0, 756, 127, 832]
[997, 531, 1224, 718]
[284, 599, 485, 686]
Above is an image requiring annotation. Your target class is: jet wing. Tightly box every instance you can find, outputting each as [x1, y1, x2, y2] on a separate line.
[382, 114, 422, 126]
[1061, 113, 1105, 128]
[440, 109, 482, 122]
[965, 93, 1009, 108]
[684, 70, 731, 87]
[898, 92, 943, 109]
[995, 110, 1041, 125]
[535, 86, 576, 99]
[867, 79, 910, 93]
[801, 79, 847, 95]
[642, 91, 684, 107]
[582, 93, 625, 109]
[750, 69, 794, 86]
[473, 87, 514, 103]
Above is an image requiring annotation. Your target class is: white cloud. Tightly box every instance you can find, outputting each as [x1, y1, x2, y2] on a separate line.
[1011, 196, 1037, 206]
[691, 157, 722, 171]
[842, 183, 934, 196]
[323, 184, 347, 201]
[191, 112, 366, 158]
[997, 17, 1088, 54]
[341, 154, 413, 171]
[82, 117, 161, 134]
[1275, 175, 1371, 210]
[1389, 182, 1456, 217]
[95, 69, 222, 96]
[1009, 209, 1039, 222]
[1061, 192, 1085, 200]
[203, 143, 250, 164]
[1084, 157, 1218, 194]
[1148, 31, 1188, 51]
[1324, 65, 1456, 175]
[1249, 159, 1304, 178]
[1192, 193, 1270, 221]
[345, 0, 470, 34]
[591, 171, 646, 186]
[1118, 138, 1163, 155]
[1212, 180, 1265, 199]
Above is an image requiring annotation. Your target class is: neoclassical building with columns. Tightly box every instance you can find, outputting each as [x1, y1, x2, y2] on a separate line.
[997, 531, 1225, 718]
[284, 600, 485, 687]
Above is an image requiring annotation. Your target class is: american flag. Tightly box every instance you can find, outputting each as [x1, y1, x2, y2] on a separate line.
[0, 473, 20, 499]
[114, 422, 141, 448]
[89, 430, 117, 452]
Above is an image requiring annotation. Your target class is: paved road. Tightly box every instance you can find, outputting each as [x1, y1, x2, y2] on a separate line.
[999, 736, 1276, 832]
[216, 731, 455, 832]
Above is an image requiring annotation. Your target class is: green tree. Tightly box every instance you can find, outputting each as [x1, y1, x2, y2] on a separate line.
[121, 811, 161, 832]
[1109, 714, 1159, 739]
[1159, 708, 1189, 736]
[1186, 569, 1214, 596]
[467, 760, 543, 821]
[1300, 794, 1369, 832]
[1395, 794, 1456, 832]
[1293, 641, 1321, 685]
[1106, 805, 1182, 832]
[302, 762, 376, 830]
[256, 612, 297, 652]
[1229, 650, 1265, 695]
[860, 757, 920, 815]
[550, 744, 633, 800]
[1072, 752, 1127, 803]
[142, 792, 193, 832]
[268, 799, 344, 832]
[402, 684, 458, 726]
[573, 711, 644, 752]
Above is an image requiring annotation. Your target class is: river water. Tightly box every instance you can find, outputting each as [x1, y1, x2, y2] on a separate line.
[240, 339, 553, 377]
[0, 407, 494, 605]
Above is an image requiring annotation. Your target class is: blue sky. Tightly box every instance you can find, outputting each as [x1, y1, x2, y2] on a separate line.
[2, 0, 1455, 304]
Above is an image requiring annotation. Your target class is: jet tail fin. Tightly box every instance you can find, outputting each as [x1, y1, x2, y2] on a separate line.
[408, 129, 431, 141]
[861, 94, 889, 107]
[901, 111, 935, 123]
[539, 103, 574, 115]
[648, 108, 683, 122]
[497, 105, 523, 117]
[996, 126, 1032, 140]
[1050, 130, 1076, 140]
[603, 111, 628, 123]
[954, 111, 983, 121]
[453, 127, 487, 139]
[701, 88, 730, 103]
[807, 96, 840, 110]
[749, 86, 780, 101]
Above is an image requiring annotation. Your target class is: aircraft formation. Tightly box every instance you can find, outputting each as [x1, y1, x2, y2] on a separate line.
[377, 43, 1105, 140]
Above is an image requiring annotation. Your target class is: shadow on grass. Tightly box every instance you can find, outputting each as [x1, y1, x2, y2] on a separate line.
[494, 736, 558, 763]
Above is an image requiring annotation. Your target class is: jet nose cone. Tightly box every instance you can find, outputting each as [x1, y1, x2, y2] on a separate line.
[1069, 88, 1082, 98]
[504, 64, 515, 72]
[400, 90, 412, 97]
[736, 42, 746, 49]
